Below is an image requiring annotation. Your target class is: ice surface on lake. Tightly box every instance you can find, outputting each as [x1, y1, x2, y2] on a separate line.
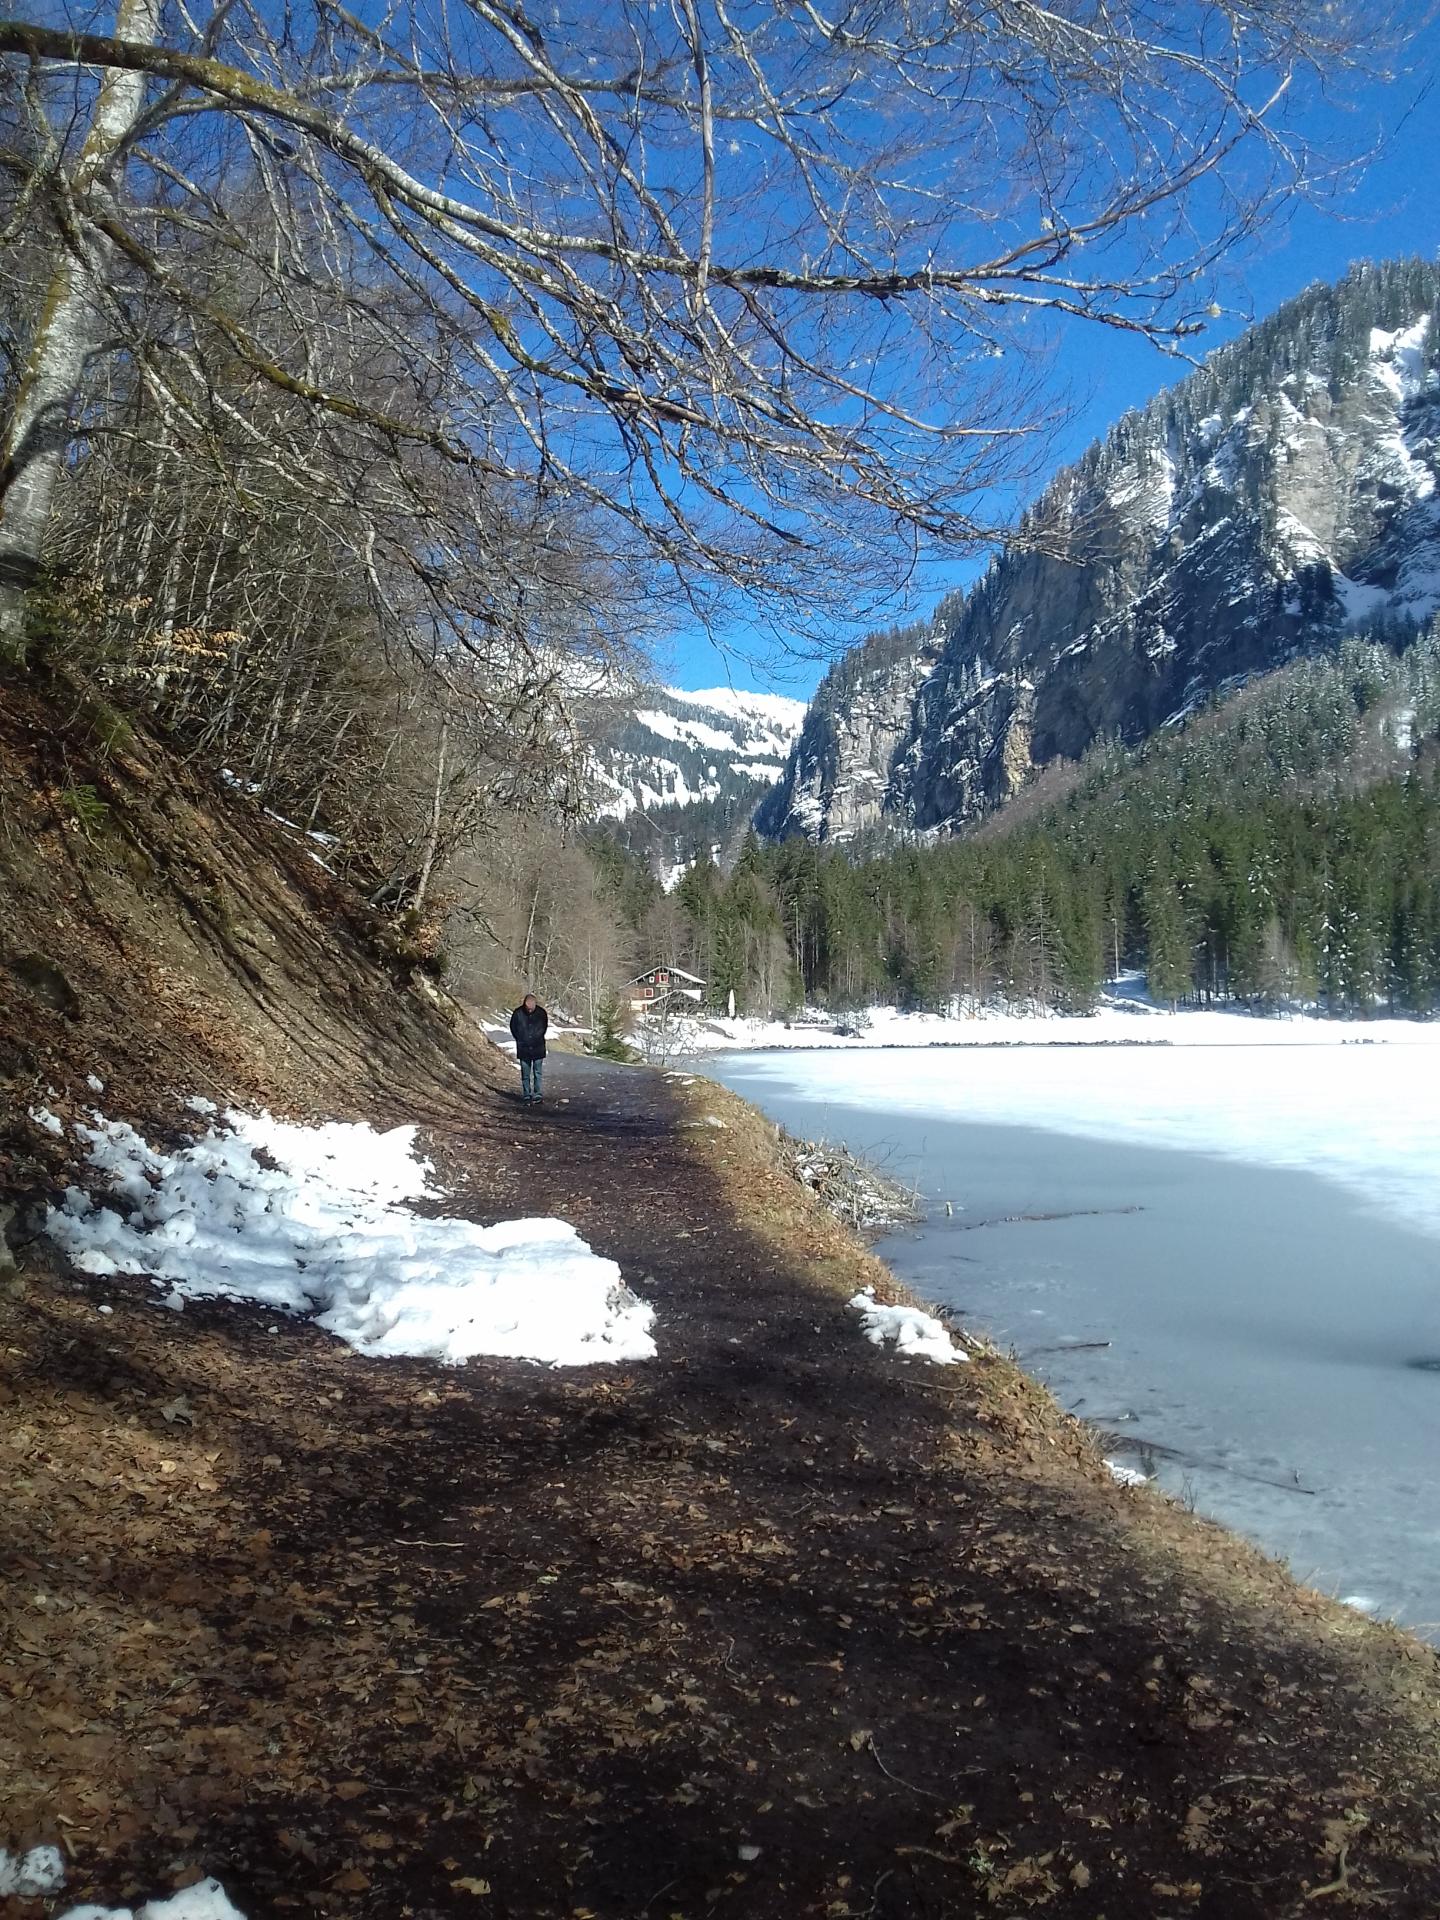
[708, 1048, 1440, 1636]
[722, 1043, 1440, 1242]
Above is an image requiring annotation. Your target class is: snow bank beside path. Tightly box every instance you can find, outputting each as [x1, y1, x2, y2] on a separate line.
[43, 1108, 656, 1367]
[57, 1879, 247, 1920]
[850, 1287, 967, 1364]
[1, 1850, 246, 1920]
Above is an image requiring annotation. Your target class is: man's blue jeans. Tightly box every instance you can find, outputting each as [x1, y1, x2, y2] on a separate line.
[520, 1058, 544, 1100]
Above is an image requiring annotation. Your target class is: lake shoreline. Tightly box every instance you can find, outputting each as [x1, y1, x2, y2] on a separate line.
[704, 1047, 1440, 1639]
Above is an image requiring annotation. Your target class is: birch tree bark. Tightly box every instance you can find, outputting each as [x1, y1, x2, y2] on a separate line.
[0, 0, 160, 660]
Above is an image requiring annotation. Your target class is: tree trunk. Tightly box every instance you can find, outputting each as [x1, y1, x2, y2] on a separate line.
[0, 0, 161, 662]
[411, 716, 450, 916]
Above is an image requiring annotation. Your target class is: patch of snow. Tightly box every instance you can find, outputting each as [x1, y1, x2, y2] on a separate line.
[635, 708, 744, 754]
[0, 1846, 67, 1897]
[1340, 1593, 1383, 1618]
[850, 1286, 967, 1364]
[86, 1074, 105, 1093]
[42, 1109, 656, 1368]
[29, 1106, 64, 1136]
[1369, 318, 1432, 406]
[57, 1877, 248, 1920]
[1334, 571, 1391, 624]
[591, 775, 636, 821]
[1105, 1460, 1150, 1488]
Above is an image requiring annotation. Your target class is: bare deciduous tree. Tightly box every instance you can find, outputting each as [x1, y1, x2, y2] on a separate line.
[1, 0, 1391, 660]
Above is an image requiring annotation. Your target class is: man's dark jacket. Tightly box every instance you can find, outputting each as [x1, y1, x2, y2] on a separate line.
[510, 1002, 549, 1061]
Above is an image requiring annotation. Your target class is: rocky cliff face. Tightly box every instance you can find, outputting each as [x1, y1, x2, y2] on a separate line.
[754, 626, 943, 844]
[763, 259, 1440, 841]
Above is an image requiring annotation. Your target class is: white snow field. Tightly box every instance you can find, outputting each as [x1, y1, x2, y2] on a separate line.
[40, 1107, 656, 1366]
[689, 989, 1440, 1056]
[714, 1039, 1440, 1241]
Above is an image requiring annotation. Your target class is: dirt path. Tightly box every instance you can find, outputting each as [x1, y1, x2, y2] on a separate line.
[6, 1054, 1440, 1919]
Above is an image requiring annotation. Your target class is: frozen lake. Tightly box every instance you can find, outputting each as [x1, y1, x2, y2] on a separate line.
[705, 1045, 1440, 1637]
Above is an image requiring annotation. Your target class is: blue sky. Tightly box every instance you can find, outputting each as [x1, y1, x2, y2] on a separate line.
[665, 15, 1440, 701]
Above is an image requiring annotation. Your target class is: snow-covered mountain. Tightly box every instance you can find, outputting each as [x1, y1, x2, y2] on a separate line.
[760, 259, 1440, 843]
[587, 691, 814, 833]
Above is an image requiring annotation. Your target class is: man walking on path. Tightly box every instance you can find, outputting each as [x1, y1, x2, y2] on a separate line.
[510, 992, 549, 1103]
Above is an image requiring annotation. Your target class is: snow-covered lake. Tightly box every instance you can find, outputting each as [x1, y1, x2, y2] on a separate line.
[705, 1045, 1440, 1637]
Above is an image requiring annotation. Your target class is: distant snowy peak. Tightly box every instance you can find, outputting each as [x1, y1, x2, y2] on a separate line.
[588, 684, 807, 822]
[668, 685, 814, 730]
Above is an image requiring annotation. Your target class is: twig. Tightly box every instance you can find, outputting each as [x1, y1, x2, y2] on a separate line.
[1306, 1843, 1352, 1899]
[867, 1867, 895, 1915]
[865, 1734, 944, 1799]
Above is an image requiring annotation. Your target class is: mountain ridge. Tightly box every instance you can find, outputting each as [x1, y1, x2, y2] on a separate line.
[586, 681, 807, 872]
[759, 258, 1440, 844]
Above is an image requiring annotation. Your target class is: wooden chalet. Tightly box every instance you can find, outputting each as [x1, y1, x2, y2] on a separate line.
[627, 965, 706, 1016]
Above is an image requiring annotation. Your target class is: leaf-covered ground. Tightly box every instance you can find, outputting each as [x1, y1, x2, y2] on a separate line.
[6, 1056, 1440, 1920]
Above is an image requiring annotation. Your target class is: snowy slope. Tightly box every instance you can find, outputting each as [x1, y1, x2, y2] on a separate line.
[588, 685, 807, 822]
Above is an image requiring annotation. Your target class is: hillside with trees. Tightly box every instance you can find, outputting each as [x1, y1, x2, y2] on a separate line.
[589, 623, 1440, 1020]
